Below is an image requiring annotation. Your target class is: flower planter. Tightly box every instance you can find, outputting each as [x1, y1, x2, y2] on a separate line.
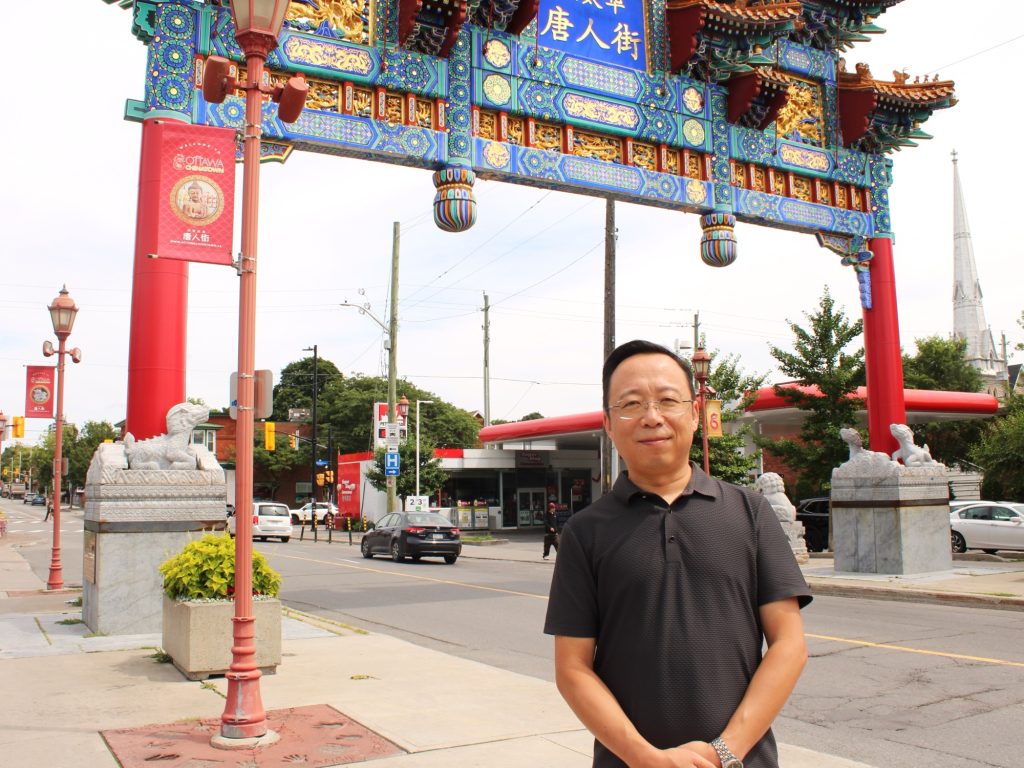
[161, 596, 282, 681]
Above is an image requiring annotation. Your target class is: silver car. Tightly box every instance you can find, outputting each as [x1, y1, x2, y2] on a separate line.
[228, 502, 293, 543]
[950, 502, 1024, 554]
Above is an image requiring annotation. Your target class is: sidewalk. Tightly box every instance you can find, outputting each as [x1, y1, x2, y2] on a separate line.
[9, 520, 1023, 768]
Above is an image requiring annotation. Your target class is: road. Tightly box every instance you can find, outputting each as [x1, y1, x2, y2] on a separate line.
[260, 537, 1024, 768]
[4, 503, 1022, 768]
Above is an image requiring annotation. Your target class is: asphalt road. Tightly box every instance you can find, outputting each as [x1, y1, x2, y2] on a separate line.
[263, 537, 1024, 768]
[5, 504, 1022, 768]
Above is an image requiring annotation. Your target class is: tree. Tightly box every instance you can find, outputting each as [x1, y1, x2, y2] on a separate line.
[253, 434, 308, 502]
[27, 420, 118, 498]
[690, 352, 767, 484]
[756, 288, 865, 498]
[520, 412, 544, 421]
[365, 436, 449, 502]
[901, 336, 985, 467]
[971, 392, 1024, 500]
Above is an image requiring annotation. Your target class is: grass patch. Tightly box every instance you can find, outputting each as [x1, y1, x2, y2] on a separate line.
[83, 631, 108, 639]
[67, 597, 82, 607]
[983, 592, 1018, 598]
[461, 533, 494, 542]
[56, 618, 83, 626]
[148, 650, 173, 664]
[200, 681, 226, 699]
[34, 617, 52, 645]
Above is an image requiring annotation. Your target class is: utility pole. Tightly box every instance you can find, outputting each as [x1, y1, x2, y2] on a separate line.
[601, 198, 616, 494]
[303, 344, 318, 504]
[387, 221, 400, 514]
[693, 311, 700, 353]
[482, 291, 491, 427]
[326, 425, 334, 505]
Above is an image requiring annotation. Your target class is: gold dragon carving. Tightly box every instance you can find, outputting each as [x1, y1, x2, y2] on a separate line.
[775, 81, 823, 146]
[287, 0, 366, 44]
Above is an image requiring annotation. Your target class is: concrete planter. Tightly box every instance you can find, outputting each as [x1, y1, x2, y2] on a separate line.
[161, 596, 282, 681]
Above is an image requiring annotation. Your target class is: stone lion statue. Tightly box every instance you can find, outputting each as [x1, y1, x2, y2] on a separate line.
[890, 423, 937, 467]
[754, 472, 796, 523]
[124, 403, 208, 470]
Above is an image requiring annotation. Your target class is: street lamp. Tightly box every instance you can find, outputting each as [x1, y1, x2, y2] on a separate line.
[42, 286, 82, 591]
[201, 0, 308, 747]
[0, 412, 7, 490]
[303, 345, 318, 506]
[415, 399, 433, 497]
[691, 347, 711, 476]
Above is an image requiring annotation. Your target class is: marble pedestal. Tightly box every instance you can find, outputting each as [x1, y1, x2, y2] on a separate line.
[82, 443, 226, 635]
[831, 472, 951, 575]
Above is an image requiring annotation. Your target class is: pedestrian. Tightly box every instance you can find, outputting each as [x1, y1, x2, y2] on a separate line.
[542, 502, 559, 559]
[544, 339, 811, 768]
[43, 494, 52, 522]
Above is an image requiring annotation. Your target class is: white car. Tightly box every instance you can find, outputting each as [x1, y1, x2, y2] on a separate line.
[950, 502, 1024, 554]
[228, 502, 292, 543]
[290, 501, 338, 526]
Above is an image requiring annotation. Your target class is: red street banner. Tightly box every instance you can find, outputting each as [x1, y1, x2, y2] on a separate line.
[25, 366, 56, 418]
[141, 121, 236, 265]
[337, 461, 362, 518]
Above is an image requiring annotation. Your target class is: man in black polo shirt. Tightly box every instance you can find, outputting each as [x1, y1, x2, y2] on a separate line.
[545, 340, 811, 768]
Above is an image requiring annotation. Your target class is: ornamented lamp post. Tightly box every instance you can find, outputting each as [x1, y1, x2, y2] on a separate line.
[0, 412, 7, 480]
[691, 348, 711, 476]
[202, 0, 307, 746]
[415, 399, 433, 496]
[42, 286, 82, 591]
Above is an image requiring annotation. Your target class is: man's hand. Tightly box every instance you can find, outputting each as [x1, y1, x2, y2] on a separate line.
[655, 743, 718, 768]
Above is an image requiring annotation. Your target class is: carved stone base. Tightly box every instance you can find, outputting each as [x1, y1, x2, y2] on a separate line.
[831, 472, 951, 575]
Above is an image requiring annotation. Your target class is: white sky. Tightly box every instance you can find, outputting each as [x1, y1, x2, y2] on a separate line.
[1, 2, 1021, 448]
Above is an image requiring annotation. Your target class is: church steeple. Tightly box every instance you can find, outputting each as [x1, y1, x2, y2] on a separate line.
[952, 150, 1007, 389]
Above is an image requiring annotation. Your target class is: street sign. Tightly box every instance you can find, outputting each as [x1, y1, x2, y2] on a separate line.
[385, 422, 400, 449]
[385, 452, 400, 476]
[406, 495, 429, 512]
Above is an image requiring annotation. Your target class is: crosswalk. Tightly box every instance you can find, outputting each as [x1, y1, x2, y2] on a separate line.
[0, 509, 84, 535]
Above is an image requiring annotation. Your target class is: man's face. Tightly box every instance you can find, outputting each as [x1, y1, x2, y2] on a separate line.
[603, 353, 699, 479]
[188, 187, 202, 201]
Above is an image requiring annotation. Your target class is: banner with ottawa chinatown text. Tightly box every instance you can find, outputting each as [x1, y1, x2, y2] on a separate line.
[142, 121, 236, 265]
[337, 461, 362, 518]
[25, 366, 56, 418]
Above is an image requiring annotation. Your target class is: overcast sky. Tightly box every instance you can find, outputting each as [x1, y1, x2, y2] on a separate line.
[1, 2, 1021, 448]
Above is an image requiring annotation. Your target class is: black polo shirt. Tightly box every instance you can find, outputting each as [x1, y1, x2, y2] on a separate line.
[544, 465, 811, 768]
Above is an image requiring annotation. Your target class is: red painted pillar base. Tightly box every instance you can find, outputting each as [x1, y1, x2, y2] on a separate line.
[864, 237, 907, 454]
[126, 118, 188, 440]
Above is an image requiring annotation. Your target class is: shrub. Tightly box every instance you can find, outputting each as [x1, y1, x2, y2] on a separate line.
[159, 534, 281, 600]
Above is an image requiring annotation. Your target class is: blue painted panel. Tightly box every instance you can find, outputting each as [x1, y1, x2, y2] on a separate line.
[537, 0, 649, 72]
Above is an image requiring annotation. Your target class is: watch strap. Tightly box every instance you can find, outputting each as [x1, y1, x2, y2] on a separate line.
[711, 737, 742, 768]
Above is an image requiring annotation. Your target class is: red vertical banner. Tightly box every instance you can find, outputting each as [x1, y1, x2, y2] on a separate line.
[337, 461, 362, 518]
[140, 122, 236, 265]
[25, 366, 56, 418]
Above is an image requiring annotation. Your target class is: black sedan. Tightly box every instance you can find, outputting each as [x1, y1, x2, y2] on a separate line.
[361, 512, 461, 564]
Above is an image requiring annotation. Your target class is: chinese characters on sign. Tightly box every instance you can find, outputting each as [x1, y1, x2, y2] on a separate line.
[142, 121, 237, 266]
[25, 366, 56, 418]
[538, 0, 648, 71]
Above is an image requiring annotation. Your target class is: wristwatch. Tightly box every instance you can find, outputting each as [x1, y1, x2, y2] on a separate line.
[711, 737, 743, 768]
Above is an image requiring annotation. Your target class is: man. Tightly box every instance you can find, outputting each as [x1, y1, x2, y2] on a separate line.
[544, 340, 811, 768]
[543, 502, 559, 559]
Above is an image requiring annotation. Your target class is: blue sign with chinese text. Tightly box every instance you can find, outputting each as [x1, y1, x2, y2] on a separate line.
[537, 0, 648, 72]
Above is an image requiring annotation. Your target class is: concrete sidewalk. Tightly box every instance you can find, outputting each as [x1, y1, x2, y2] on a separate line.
[10, 514, 1024, 768]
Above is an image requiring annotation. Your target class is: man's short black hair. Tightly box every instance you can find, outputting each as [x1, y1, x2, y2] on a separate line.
[602, 339, 696, 411]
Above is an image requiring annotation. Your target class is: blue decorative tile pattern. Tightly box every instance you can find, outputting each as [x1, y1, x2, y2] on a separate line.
[775, 40, 835, 82]
[447, 30, 474, 166]
[145, 2, 199, 116]
[709, 88, 732, 208]
[735, 189, 873, 236]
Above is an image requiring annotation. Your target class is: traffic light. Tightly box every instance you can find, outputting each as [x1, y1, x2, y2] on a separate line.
[316, 472, 325, 487]
[289, 433, 297, 449]
[263, 421, 275, 451]
[325, 469, 334, 484]
[12, 416, 24, 438]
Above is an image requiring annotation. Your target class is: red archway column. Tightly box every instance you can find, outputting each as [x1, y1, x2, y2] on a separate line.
[863, 236, 906, 454]
[126, 118, 188, 440]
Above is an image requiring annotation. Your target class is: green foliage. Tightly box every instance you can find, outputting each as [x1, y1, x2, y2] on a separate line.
[971, 393, 1024, 500]
[755, 288, 865, 496]
[520, 412, 544, 421]
[159, 534, 281, 600]
[11, 420, 118, 496]
[253, 430, 308, 501]
[365, 436, 450, 500]
[902, 336, 985, 468]
[902, 336, 983, 393]
[690, 352, 767, 484]
[270, 356, 480, 454]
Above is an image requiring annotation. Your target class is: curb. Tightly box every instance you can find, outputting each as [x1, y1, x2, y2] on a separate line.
[805, 580, 1024, 611]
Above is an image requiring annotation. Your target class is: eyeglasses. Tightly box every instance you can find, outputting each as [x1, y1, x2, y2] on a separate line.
[610, 398, 692, 420]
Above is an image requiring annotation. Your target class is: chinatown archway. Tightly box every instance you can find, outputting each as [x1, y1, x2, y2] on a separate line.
[121, 0, 954, 454]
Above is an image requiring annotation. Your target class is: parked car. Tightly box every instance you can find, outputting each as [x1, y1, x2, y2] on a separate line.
[290, 501, 339, 526]
[949, 502, 1024, 554]
[30, 494, 47, 506]
[227, 502, 292, 543]
[796, 497, 830, 552]
[361, 512, 461, 564]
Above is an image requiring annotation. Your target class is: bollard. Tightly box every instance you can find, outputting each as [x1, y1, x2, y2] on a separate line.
[347, 515, 353, 546]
